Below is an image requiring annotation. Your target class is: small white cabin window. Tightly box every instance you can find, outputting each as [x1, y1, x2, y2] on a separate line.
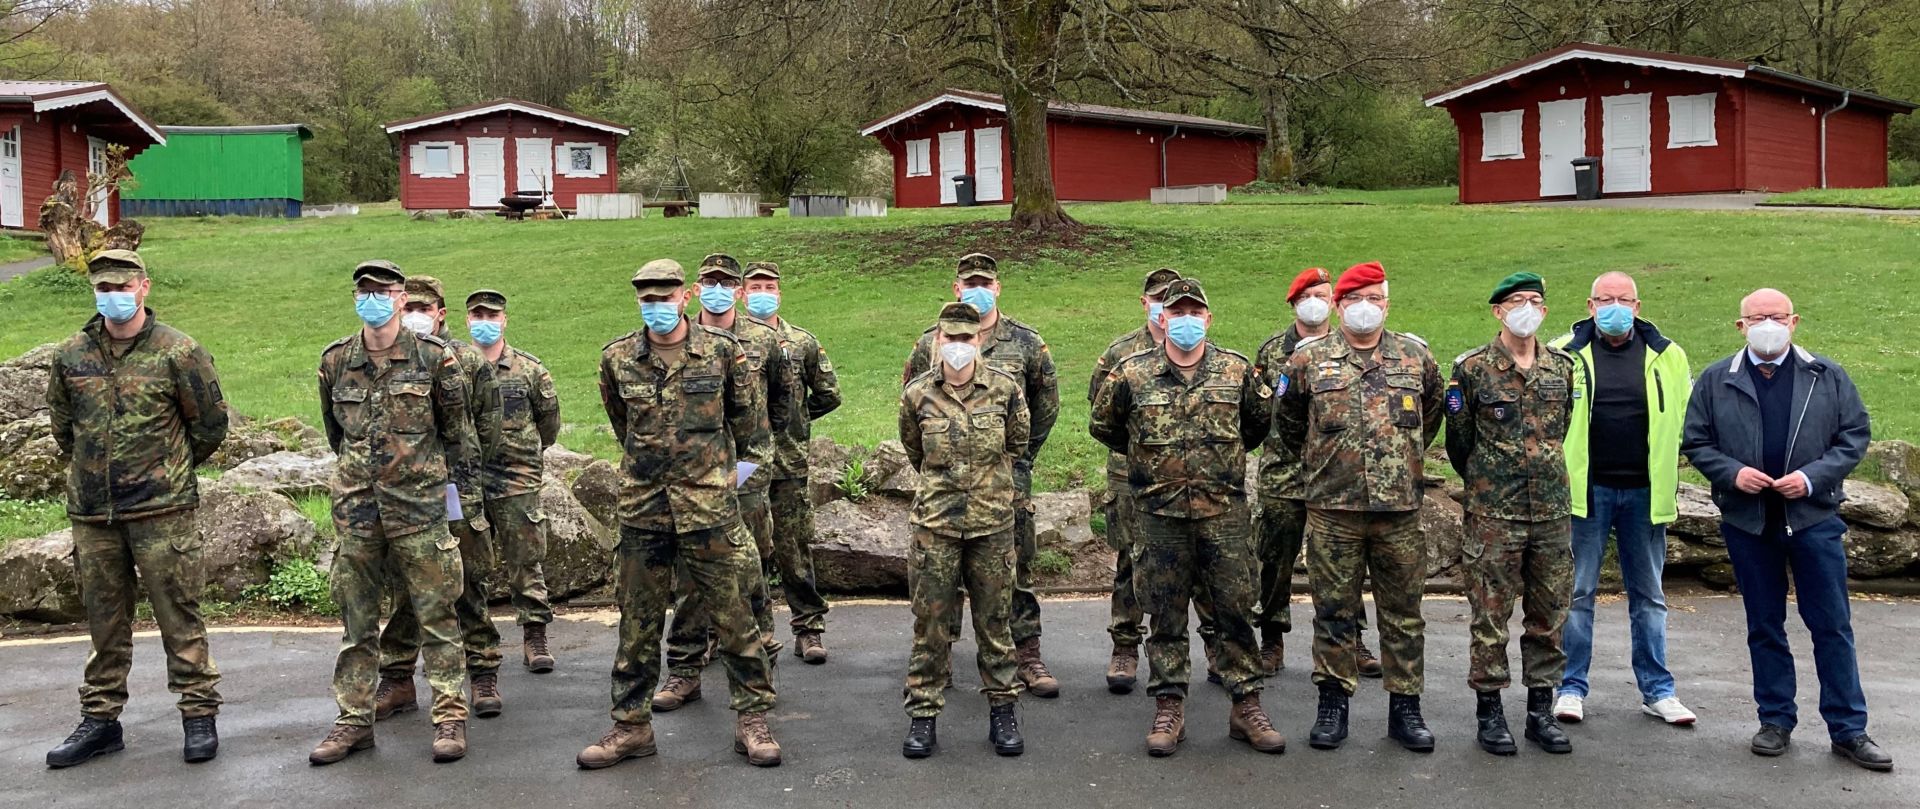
[424, 145, 451, 175]
[1667, 93, 1717, 148]
[1480, 110, 1524, 161]
[906, 139, 932, 177]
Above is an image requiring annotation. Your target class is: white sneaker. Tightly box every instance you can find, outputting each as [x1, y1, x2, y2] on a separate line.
[1553, 693, 1584, 723]
[1641, 697, 1697, 726]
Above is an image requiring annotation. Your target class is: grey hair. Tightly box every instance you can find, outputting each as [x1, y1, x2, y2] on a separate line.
[1590, 271, 1638, 298]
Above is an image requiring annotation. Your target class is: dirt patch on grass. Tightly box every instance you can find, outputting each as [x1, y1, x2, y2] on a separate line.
[804, 219, 1137, 269]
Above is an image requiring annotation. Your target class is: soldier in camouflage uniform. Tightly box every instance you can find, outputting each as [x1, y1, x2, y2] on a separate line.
[897, 302, 1029, 759]
[1444, 272, 1576, 756]
[375, 275, 503, 721]
[1276, 260, 1444, 753]
[44, 250, 230, 769]
[310, 260, 481, 765]
[657, 253, 791, 711]
[1089, 278, 1286, 757]
[741, 261, 841, 662]
[578, 259, 782, 769]
[904, 253, 1061, 697]
[464, 290, 562, 677]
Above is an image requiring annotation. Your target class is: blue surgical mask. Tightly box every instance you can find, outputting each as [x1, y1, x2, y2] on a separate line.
[1167, 315, 1207, 351]
[1595, 304, 1635, 337]
[640, 301, 681, 334]
[960, 286, 996, 315]
[1146, 302, 1164, 329]
[94, 291, 139, 323]
[699, 284, 736, 314]
[468, 321, 502, 346]
[746, 292, 779, 319]
[355, 293, 395, 327]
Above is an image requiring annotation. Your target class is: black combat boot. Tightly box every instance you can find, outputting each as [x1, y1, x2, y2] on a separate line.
[47, 717, 123, 769]
[1475, 691, 1516, 756]
[989, 704, 1024, 757]
[183, 715, 219, 763]
[902, 717, 938, 759]
[1524, 687, 1572, 754]
[1308, 682, 1349, 750]
[1388, 693, 1435, 752]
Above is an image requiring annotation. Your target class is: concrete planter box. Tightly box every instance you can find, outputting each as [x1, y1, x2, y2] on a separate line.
[574, 193, 646, 220]
[1150, 184, 1227, 204]
[790, 194, 848, 217]
[847, 197, 889, 217]
[699, 192, 762, 218]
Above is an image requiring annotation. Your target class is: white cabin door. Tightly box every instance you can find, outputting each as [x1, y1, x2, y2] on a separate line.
[1537, 99, 1586, 197]
[468, 137, 505, 207]
[87, 137, 111, 226]
[1602, 94, 1652, 194]
[938, 131, 966, 204]
[972, 127, 1004, 202]
[515, 137, 553, 204]
[0, 126, 22, 228]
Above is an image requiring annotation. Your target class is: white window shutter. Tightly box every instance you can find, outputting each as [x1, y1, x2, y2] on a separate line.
[554, 144, 570, 176]
[591, 144, 607, 176]
[450, 144, 465, 175]
[409, 142, 427, 175]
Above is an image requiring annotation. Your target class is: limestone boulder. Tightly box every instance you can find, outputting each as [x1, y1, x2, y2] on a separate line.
[1840, 480, 1910, 531]
[262, 417, 328, 455]
[866, 440, 919, 500]
[1842, 526, 1920, 578]
[1666, 534, 1731, 568]
[218, 451, 335, 499]
[1420, 489, 1466, 584]
[1671, 483, 1723, 539]
[807, 436, 855, 506]
[542, 444, 598, 482]
[1865, 440, 1920, 506]
[811, 498, 911, 593]
[0, 529, 83, 623]
[0, 414, 64, 501]
[506, 475, 613, 601]
[0, 343, 55, 424]
[195, 480, 320, 597]
[1699, 562, 1738, 590]
[202, 417, 291, 472]
[568, 460, 621, 533]
[1032, 491, 1096, 556]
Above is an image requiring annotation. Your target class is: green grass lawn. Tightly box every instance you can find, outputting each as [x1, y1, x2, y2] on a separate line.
[1, 195, 1917, 496]
[1763, 185, 1920, 209]
[1224, 186, 1459, 206]
[0, 235, 47, 264]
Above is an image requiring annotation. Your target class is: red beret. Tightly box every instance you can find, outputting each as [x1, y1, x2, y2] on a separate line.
[1334, 261, 1387, 300]
[1287, 267, 1332, 302]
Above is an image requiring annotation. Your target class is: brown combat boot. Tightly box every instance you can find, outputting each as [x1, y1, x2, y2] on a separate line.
[1230, 694, 1287, 754]
[431, 720, 466, 762]
[1106, 644, 1139, 694]
[576, 721, 657, 769]
[308, 723, 374, 766]
[523, 623, 556, 673]
[795, 632, 827, 665]
[471, 673, 503, 718]
[1356, 637, 1384, 679]
[652, 674, 701, 712]
[1015, 638, 1060, 698]
[1260, 637, 1286, 675]
[1146, 696, 1186, 757]
[733, 711, 783, 767]
[373, 676, 416, 721]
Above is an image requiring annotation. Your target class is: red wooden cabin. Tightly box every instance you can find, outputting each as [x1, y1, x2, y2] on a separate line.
[0, 81, 165, 231]
[861, 89, 1263, 207]
[385, 99, 629, 212]
[1424, 44, 1916, 204]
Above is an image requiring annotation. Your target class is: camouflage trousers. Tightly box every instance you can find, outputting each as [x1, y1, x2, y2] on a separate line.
[1135, 507, 1263, 700]
[1106, 486, 1218, 651]
[904, 526, 1020, 717]
[610, 523, 775, 723]
[72, 511, 221, 720]
[949, 465, 1042, 642]
[379, 513, 500, 677]
[490, 492, 554, 626]
[1463, 513, 1573, 692]
[333, 520, 468, 726]
[1254, 496, 1308, 641]
[664, 491, 777, 676]
[770, 477, 830, 636]
[1306, 508, 1427, 696]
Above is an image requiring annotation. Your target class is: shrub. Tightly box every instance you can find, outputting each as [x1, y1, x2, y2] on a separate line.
[245, 558, 338, 615]
[1032, 549, 1073, 578]
[835, 458, 870, 501]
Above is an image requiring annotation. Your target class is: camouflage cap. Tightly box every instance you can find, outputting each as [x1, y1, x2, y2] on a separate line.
[1143, 267, 1181, 297]
[632, 258, 686, 293]
[1162, 277, 1208, 308]
[744, 261, 781, 280]
[935, 301, 983, 336]
[87, 249, 147, 284]
[466, 289, 507, 312]
[956, 252, 997, 280]
[352, 259, 405, 287]
[404, 275, 445, 306]
[699, 253, 742, 280]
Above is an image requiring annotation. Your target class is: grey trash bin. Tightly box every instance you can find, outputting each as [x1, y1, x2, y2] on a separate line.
[1572, 157, 1601, 200]
[953, 175, 977, 207]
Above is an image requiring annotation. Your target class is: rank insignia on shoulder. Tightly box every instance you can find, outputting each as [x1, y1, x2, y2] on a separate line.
[1275, 374, 1288, 397]
[1445, 385, 1464, 413]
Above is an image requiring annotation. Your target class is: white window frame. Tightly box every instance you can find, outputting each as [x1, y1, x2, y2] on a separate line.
[905, 138, 932, 177]
[1480, 109, 1525, 161]
[413, 140, 460, 178]
[1666, 92, 1718, 149]
[557, 141, 607, 178]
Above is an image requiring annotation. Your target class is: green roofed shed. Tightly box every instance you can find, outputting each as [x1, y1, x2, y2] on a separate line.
[123, 124, 312, 217]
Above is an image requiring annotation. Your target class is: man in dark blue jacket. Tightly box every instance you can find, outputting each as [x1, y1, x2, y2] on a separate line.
[1680, 288, 1889, 772]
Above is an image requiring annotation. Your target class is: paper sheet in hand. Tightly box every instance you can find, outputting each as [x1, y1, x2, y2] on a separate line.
[735, 462, 758, 489]
[446, 484, 464, 520]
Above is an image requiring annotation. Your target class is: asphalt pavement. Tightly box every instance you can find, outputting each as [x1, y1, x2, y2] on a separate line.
[2, 595, 1916, 808]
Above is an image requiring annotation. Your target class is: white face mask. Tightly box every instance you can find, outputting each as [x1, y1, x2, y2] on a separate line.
[401, 312, 436, 336]
[1503, 303, 1545, 339]
[1745, 319, 1792, 356]
[1294, 296, 1331, 327]
[1342, 300, 1385, 335]
[939, 341, 977, 371]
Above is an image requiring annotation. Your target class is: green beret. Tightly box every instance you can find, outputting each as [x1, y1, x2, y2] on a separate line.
[1489, 272, 1545, 304]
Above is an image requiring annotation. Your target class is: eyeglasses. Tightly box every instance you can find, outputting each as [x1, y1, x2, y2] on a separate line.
[700, 279, 741, 290]
[1500, 296, 1545, 307]
[354, 288, 402, 301]
[1339, 294, 1387, 305]
[1740, 313, 1794, 325]
[1589, 296, 1638, 306]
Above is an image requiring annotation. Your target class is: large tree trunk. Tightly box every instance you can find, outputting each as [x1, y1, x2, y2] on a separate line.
[1000, 0, 1079, 233]
[1259, 81, 1295, 184]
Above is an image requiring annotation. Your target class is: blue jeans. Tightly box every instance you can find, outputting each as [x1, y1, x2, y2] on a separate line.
[1723, 516, 1869, 742]
[1559, 485, 1676, 702]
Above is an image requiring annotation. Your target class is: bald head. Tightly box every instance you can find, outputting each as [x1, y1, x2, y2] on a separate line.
[1590, 271, 1638, 299]
[1740, 288, 1794, 318]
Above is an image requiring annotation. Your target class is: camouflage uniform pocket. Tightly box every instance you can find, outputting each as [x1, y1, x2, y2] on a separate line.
[1387, 374, 1425, 429]
[500, 384, 530, 428]
[388, 381, 435, 434]
[969, 410, 1006, 462]
[681, 375, 725, 431]
[919, 417, 954, 468]
[435, 531, 461, 552]
[330, 386, 370, 438]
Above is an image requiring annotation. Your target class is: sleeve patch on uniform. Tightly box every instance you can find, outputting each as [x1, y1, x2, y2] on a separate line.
[1275, 374, 1288, 397]
[1445, 385, 1464, 413]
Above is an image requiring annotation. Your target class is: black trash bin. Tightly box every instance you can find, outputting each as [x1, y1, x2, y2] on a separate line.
[1571, 157, 1601, 200]
[952, 174, 977, 207]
